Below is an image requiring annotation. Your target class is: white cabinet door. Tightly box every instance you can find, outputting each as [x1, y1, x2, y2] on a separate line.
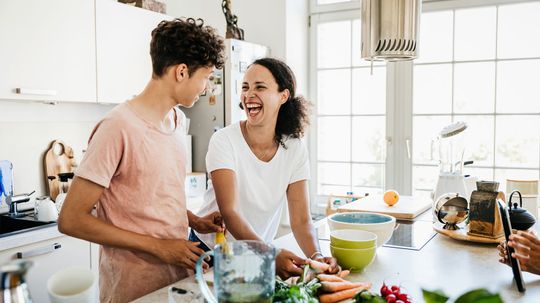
[0, 0, 96, 103]
[0, 236, 91, 303]
[96, 0, 171, 104]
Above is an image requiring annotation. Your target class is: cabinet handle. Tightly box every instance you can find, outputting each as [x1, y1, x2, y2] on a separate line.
[16, 243, 62, 259]
[15, 88, 57, 96]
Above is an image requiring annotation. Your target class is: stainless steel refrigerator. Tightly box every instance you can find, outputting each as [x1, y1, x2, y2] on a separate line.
[183, 39, 269, 173]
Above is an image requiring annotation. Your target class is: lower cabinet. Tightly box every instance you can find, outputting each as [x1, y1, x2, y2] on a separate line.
[0, 235, 92, 303]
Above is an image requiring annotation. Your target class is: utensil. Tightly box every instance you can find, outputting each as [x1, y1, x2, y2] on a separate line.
[47, 267, 96, 303]
[330, 229, 378, 249]
[330, 245, 376, 273]
[327, 212, 396, 247]
[36, 196, 59, 221]
[195, 241, 276, 303]
[434, 193, 468, 230]
[507, 191, 536, 230]
[0, 259, 33, 303]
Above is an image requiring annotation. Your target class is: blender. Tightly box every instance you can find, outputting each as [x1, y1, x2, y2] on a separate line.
[433, 121, 469, 203]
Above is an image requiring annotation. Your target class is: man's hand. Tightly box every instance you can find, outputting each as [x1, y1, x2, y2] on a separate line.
[152, 238, 208, 270]
[192, 211, 225, 234]
[508, 230, 540, 275]
[313, 255, 340, 274]
[276, 249, 307, 279]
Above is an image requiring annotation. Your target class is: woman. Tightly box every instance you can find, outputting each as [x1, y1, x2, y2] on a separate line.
[191, 57, 338, 278]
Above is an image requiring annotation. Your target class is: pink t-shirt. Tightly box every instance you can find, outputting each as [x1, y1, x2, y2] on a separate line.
[76, 102, 189, 303]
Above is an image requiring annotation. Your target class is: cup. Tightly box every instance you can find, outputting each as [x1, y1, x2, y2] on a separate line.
[47, 267, 96, 303]
[195, 241, 276, 303]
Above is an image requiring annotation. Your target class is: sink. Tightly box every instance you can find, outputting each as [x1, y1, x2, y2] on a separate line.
[0, 213, 56, 238]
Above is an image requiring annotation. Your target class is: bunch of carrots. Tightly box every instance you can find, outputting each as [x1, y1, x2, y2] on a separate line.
[275, 259, 372, 303]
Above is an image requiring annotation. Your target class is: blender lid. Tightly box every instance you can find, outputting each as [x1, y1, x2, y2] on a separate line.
[440, 121, 467, 138]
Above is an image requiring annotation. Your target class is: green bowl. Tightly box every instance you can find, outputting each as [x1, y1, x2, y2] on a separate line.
[330, 245, 376, 273]
[330, 229, 377, 249]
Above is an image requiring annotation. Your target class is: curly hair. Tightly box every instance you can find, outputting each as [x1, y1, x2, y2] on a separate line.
[248, 58, 311, 147]
[150, 18, 225, 78]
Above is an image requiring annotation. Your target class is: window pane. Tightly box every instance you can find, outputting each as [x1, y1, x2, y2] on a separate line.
[498, 2, 540, 59]
[413, 165, 438, 191]
[465, 167, 494, 183]
[413, 64, 452, 114]
[495, 169, 540, 194]
[318, 117, 351, 161]
[416, 11, 453, 63]
[318, 0, 351, 4]
[454, 115, 494, 167]
[496, 60, 540, 113]
[318, 162, 351, 196]
[454, 62, 495, 114]
[318, 69, 351, 115]
[495, 115, 540, 168]
[352, 67, 386, 115]
[318, 21, 352, 68]
[413, 116, 452, 164]
[454, 7, 496, 61]
[352, 164, 385, 190]
[352, 116, 385, 162]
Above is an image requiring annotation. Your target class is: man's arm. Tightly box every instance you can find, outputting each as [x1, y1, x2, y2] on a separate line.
[58, 176, 205, 269]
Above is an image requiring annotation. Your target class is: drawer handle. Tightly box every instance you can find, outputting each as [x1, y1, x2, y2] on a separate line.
[15, 88, 57, 96]
[17, 243, 62, 259]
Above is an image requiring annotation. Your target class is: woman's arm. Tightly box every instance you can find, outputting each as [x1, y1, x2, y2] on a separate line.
[211, 169, 261, 241]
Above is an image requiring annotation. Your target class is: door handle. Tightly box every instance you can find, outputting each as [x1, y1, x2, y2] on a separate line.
[17, 243, 62, 259]
[406, 139, 411, 160]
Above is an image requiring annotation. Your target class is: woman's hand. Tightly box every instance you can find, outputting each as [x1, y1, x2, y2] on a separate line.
[192, 211, 225, 234]
[313, 255, 340, 274]
[153, 238, 208, 270]
[507, 230, 540, 275]
[276, 249, 307, 279]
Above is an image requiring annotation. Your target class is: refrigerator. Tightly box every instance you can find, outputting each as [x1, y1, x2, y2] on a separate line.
[183, 39, 269, 173]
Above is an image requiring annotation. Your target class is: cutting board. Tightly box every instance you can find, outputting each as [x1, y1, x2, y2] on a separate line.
[337, 195, 433, 219]
[44, 140, 77, 201]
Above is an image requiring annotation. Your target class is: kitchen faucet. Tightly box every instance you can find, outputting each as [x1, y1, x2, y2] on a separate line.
[6, 191, 34, 218]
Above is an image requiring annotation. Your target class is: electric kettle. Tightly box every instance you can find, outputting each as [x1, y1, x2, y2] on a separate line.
[0, 259, 33, 303]
[35, 196, 58, 221]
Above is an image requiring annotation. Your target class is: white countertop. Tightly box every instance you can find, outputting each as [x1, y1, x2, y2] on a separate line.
[0, 224, 62, 251]
[133, 217, 540, 303]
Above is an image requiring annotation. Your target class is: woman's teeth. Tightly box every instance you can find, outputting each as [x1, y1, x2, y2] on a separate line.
[246, 104, 262, 115]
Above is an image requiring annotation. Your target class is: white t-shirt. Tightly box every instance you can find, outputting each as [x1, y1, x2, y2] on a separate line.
[195, 122, 310, 248]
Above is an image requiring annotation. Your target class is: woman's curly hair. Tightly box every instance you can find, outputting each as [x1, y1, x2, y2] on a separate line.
[150, 18, 225, 77]
[249, 58, 311, 147]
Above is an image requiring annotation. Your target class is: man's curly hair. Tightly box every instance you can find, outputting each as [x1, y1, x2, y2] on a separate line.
[150, 18, 225, 77]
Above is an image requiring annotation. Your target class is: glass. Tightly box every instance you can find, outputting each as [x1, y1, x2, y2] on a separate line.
[318, 162, 351, 195]
[495, 115, 540, 168]
[496, 60, 540, 113]
[317, 69, 351, 115]
[196, 241, 276, 303]
[454, 62, 495, 114]
[318, 21, 351, 68]
[412, 115, 451, 164]
[416, 11, 453, 63]
[454, 115, 494, 167]
[318, 117, 351, 161]
[454, 7, 496, 61]
[352, 67, 386, 115]
[352, 163, 384, 189]
[498, 2, 540, 59]
[413, 64, 452, 114]
[352, 116, 385, 162]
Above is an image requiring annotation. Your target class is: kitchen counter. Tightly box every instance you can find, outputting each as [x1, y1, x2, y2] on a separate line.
[0, 223, 61, 251]
[134, 218, 540, 303]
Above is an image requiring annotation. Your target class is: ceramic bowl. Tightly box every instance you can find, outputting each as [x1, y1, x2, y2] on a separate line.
[328, 212, 396, 247]
[330, 245, 376, 272]
[330, 229, 378, 249]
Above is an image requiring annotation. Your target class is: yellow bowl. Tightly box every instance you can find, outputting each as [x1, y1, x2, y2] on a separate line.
[330, 245, 376, 273]
[330, 229, 378, 249]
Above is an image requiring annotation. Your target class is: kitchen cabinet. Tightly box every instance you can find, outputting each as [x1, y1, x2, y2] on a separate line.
[96, 0, 171, 104]
[0, 0, 96, 103]
[0, 235, 91, 303]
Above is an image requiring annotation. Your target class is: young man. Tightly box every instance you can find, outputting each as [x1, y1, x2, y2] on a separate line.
[58, 18, 225, 302]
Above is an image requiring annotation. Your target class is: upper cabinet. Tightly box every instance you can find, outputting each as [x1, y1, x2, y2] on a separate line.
[0, 0, 97, 103]
[96, 0, 170, 104]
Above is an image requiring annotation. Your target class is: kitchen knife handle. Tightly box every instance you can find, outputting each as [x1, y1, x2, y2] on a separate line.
[16, 243, 62, 259]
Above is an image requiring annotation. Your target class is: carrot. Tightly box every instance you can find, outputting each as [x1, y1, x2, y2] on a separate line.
[309, 259, 330, 273]
[319, 286, 369, 303]
[317, 274, 347, 283]
[320, 281, 372, 293]
[338, 270, 350, 279]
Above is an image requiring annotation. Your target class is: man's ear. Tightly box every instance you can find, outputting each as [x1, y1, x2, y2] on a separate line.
[175, 64, 189, 81]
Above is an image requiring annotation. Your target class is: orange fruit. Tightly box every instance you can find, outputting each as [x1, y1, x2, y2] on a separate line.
[383, 190, 399, 206]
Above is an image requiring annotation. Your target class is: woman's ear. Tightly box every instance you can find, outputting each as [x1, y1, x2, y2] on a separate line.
[280, 89, 290, 104]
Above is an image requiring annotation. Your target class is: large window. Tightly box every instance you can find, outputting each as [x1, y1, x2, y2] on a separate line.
[310, 0, 540, 206]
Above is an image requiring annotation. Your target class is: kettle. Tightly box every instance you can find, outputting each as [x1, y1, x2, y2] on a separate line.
[508, 190, 536, 230]
[35, 196, 58, 222]
[0, 259, 33, 303]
